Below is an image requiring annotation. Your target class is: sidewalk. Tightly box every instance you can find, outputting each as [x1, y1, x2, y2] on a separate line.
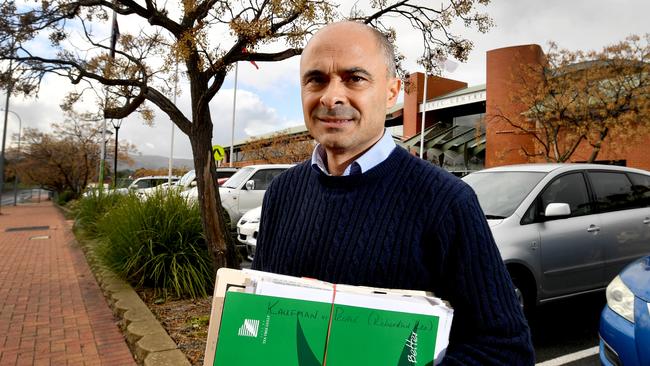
[0, 201, 136, 366]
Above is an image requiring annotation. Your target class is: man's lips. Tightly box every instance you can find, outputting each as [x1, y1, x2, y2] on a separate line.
[316, 117, 354, 124]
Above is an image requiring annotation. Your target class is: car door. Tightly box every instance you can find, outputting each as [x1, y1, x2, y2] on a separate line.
[535, 171, 606, 297]
[588, 170, 650, 281]
[237, 168, 287, 218]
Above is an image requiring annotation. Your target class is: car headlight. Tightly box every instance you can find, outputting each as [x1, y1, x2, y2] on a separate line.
[606, 275, 635, 323]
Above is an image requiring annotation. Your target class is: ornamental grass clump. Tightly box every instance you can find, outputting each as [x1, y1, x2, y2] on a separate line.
[75, 190, 126, 237]
[95, 189, 214, 299]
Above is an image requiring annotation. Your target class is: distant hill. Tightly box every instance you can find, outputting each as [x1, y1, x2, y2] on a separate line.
[126, 154, 195, 170]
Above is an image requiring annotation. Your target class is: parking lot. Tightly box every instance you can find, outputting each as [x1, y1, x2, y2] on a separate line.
[532, 292, 604, 364]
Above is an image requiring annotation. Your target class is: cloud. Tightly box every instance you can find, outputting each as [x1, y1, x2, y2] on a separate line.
[5, 0, 650, 163]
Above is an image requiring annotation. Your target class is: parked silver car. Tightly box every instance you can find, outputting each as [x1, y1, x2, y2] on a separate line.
[462, 164, 650, 312]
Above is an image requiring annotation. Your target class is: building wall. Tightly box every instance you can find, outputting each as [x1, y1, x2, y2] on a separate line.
[403, 73, 467, 139]
[557, 131, 650, 169]
[485, 44, 545, 168]
[483, 44, 650, 171]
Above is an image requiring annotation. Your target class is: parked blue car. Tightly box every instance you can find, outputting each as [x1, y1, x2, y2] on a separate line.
[599, 255, 650, 366]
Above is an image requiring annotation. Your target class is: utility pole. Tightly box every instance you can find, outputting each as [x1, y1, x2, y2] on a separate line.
[0, 54, 14, 214]
[111, 119, 122, 187]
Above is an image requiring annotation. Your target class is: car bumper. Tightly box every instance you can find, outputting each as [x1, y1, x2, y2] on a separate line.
[599, 298, 650, 366]
[237, 224, 258, 260]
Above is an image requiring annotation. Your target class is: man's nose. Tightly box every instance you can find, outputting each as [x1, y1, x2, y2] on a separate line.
[319, 80, 347, 108]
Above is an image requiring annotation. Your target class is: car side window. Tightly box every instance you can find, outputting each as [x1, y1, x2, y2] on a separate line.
[588, 171, 635, 212]
[628, 173, 650, 208]
[539, 173, 592, 219]
[136, 179, 152, 189]
[249, 169, 285, 191]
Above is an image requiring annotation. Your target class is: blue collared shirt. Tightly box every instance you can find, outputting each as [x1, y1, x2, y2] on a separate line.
[311, 130, 396, 176]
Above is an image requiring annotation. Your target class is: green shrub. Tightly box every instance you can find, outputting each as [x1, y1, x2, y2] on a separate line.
[95, 190, 213, 299]
[75, 191, 126, 237]
[56, 190, 76, 205]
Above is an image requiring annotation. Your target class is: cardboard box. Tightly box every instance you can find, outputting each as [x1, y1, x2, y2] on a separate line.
[204, 269, 453, 366]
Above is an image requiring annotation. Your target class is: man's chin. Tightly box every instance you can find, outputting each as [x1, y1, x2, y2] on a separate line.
[318, 138, 352, 152]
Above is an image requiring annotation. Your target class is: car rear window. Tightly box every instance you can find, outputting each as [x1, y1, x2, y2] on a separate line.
[588, 171, 636, 212]
[628, 173, 650, 208]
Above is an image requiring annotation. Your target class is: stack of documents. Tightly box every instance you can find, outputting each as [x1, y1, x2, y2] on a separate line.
[203, 269, 454, 366]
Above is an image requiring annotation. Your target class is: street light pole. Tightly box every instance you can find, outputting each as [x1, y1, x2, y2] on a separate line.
[0, 57, 14, 214]
[13, 115, 21, 205]
[419, 72, 428, 159]
[0, 110, 22, 205]
[110, 119, 122, 188]
[101, 129, 113, 184]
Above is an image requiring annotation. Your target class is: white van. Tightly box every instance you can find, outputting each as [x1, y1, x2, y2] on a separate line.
[182, 164, 293, 227]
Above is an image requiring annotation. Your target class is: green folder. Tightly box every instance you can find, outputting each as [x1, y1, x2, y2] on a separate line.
[214, 292, 439, 366]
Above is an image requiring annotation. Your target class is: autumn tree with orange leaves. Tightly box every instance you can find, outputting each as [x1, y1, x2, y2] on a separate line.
[1, 0, 494, 270]
[239, 131, 314, 164]
[8, 112, 136, 198]
[492, 34, 650, 163]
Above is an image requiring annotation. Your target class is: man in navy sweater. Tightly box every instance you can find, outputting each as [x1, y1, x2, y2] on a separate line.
[252, 21, 534, 365]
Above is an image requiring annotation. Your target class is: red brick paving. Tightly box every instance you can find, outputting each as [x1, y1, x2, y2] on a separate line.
[0, 202, 136, 366]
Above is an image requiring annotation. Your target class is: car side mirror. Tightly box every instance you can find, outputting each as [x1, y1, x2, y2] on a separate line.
[245, 180, 255, 191]
[545, 203, 571, 217]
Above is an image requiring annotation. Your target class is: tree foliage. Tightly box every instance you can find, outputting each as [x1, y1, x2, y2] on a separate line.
[239, 131, 314, 164]
[132, 167, 190, 178]
[0, 0, 493, 271]
[10, 112, 135, 197]
[493, 34, 650, 163]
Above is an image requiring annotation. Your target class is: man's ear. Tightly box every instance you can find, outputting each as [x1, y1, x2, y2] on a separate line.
[386, 77, 401, 108]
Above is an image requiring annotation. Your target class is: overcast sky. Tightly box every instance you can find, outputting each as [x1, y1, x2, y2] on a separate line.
[2, 0, 649, 162]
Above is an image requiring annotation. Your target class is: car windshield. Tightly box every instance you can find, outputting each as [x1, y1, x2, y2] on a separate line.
[178, 170, 196, 187]
[133, 179, 154, 189]
[222, 167, 254, 189]
[462, 171, 547, 218]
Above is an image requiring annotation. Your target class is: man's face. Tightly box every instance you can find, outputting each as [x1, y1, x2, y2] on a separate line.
[300, 23, 400, 159]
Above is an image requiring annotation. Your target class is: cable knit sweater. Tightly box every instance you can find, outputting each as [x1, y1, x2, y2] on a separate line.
[252, 146, 534, 365]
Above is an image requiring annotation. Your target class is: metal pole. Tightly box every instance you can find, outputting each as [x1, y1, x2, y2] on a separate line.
[0, 58, 14, 214]
[13, 123, 20, 205]
[0, 109, 20, 205]
[419, 72, 428, 159]
[168, 61, 178, 185]
[11, 112, 21, 205]
[229, 62, 238, 167]
[98, 117, 107, 190]
[113, 125, 119, 187]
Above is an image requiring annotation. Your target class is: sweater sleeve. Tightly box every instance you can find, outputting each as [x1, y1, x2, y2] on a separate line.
[434, 188, 535, 365]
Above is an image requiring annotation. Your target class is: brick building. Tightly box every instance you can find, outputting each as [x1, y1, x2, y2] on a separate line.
[227, 44, 649, 172]
[399, 44, 650, 172]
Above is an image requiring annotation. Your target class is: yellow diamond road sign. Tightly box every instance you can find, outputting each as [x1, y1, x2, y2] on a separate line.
[212, 145, 225, 161]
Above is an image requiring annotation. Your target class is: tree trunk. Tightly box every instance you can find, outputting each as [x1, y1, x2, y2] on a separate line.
[587, 128, 609, 163]
[189, 112, 240, 274]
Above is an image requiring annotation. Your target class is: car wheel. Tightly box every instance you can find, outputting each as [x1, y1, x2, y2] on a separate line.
[509, 271, 535, 319]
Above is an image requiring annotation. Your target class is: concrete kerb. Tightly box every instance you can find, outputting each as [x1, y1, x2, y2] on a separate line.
[60, 209, 191, 366]
[83, 241, 191, 366]
[94, 266, 190, 365]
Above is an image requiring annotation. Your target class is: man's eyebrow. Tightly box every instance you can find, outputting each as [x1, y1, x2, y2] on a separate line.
[344, 67, 373, 80]
[301, 68, 374, 82]
[302, 69, 325, 82]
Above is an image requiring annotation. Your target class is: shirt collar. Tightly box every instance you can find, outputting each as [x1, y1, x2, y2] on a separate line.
[311, 130, 396, 176]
